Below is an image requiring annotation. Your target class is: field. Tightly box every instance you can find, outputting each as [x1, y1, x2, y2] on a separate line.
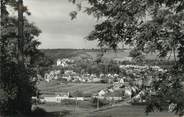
[29, 102, 176, 117]
[8, 103, 176, 117]
[38, 81, 111, 95]
[86, 105, 176, 117]
[36, 80, 176, 117]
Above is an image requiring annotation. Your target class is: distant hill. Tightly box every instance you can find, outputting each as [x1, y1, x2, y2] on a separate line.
[40, 49, 131, 62]
[40, 49, 93, 62]
[40, 48, 175, 65]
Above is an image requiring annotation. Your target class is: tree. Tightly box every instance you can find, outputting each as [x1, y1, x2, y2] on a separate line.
[129, 48, 145, 64]
[70, 0, 184, 116]
[0, 0, 47, 115]
[70, 0, 184, 60]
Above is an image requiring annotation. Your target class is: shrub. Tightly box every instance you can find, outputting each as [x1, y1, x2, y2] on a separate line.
[71, 90, 84, 97]
[100, 79, 108, 83]
[61, 99, 76, 105]
[0, 62, 36, 115]
[129, 49, 145, 64]
[91, 98, 110, 108]
[31, 107, 47, 116]
[83, 93, 92, 97]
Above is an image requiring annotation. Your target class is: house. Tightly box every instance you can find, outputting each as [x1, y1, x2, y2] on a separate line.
[119, 78, 125, 84]
[131, 90, 146, 103]
[144, 77, 153, 87]
[76, 97, 84, 101]
[56, 92, 70, 102]
[98, 90, 106, 96]
[57, 59, 62, 66]
[56, 58, 74, 67]
[114, 57, 133, 63]
[90, 74, 97, 79]
[124, 87, 132, 96]
[113, 82, 123, 90]
[64, 70, 76, 75]
[100, 73, 105, 78]
[134, 79, 143, 88]
[93, 78, 101, 83]
[114, 74, 119, 77]
[62, 76, 72, 81]
[44, 70, 61, 82]
[108, 88, 114, 93]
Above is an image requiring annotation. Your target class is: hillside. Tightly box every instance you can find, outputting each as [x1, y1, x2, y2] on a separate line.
[41, 49, 92, 62]
[41, 49, 176, 66]
[40, 49, 144, 62]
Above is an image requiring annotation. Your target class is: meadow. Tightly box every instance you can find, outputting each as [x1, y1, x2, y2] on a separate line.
[5, 104, 176, 117]
[86, 105, 176, 117]
[36, 80, 176, 117]
[27, 102, 176, 117]
[38, 81, 111, 96]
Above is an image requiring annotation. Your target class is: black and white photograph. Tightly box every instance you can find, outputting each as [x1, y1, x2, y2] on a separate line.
[1, 0, 184, 117]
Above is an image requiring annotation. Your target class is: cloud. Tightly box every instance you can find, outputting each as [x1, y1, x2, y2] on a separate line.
[24, 0, 98, 49]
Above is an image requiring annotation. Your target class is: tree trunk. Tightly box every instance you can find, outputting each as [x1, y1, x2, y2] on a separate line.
[18, 0, 24, 67]
[167, 51, 172, 61]
[173, 41, 177, 64]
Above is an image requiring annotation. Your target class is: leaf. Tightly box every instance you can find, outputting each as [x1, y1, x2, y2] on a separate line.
[69, 11, 77, 20]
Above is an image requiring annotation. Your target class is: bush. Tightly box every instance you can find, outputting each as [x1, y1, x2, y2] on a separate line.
[129, 49, 145, 64]
[0, 62, 36, 115]
[61, 99, 76, 105]
[31, 107, 47, 116]
[83, 93, 92, 97]
[71, 90, 84, 97]
[100, 79, 108, 83]
[0, 89, 10, 116]
[91, 98, 110, 108]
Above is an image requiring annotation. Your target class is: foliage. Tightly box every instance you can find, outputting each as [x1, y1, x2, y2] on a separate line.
[70, 0, 184, 116]
[69, 57, 120, 75]
[91, 98, 110, 108]
[145, 69, 184, 115]
[70, 0, 184, 62]
[41, 49, 92, 63]
[31, 106, 47, 116]
[0, 0, 49, 115]
[71, 90, 84, 97]
[61, 99, 76, 105]
[129, 48, 145, 63]
[70, 0, 183, 50]
[71, 90, 92, 97]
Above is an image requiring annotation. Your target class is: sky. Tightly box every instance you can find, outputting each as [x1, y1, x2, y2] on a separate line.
[24, 0, 99, 49]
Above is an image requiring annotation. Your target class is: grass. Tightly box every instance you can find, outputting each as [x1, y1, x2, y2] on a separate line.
[86, 105, 176, 117]
[6, 101, 175, 117]
[28, 103, 176, 117]
[31, 101, 94, 117]
[38, 81, 111, 95]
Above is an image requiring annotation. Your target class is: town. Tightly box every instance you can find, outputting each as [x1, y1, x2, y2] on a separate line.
[1, 0, 184, 117]
[35, 56, 166, 105]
